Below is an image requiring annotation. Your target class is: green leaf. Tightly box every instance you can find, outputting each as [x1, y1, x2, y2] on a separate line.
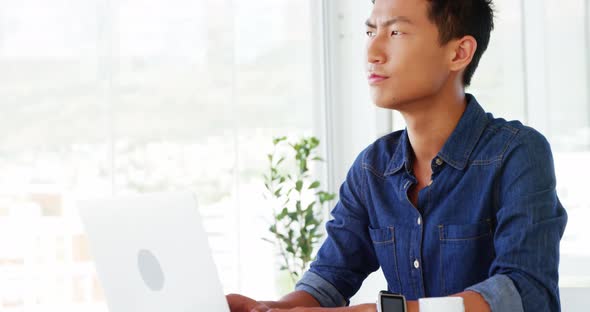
[305, 201, 316, 212]
[277, 207, 288, 220]
[300, 242, 309, 256]
[305, 209, 315, 225]
[295, 180, 303, 192]
[300, 159, 308, 173]
[312, 156, 324, 161]
[308, 181, 320, 189]
[317, 192, 325, 203]
[273, 136, 287, 145]
[274, 187, 282, 197]
[278, 233, 289, 242]
[310, 137, 320, 147]
[267, 154, 273, 162]
[318, 191, 336, 204]
[288, 212, 299, 221]
[286, 245, 295, 254]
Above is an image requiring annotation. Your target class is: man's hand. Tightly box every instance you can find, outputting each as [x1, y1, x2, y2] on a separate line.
[261, 301, 421, 312]
[263, 303, 377, 312]
[226, 293, 272, 312]
[226, 296, 377, 312]
[226, 290, 323, 311]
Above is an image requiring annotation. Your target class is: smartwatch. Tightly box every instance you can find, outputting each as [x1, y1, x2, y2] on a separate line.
[377, 290, 407, 312]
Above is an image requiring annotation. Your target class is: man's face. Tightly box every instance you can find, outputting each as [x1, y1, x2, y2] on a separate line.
[366, 0, 452, 110]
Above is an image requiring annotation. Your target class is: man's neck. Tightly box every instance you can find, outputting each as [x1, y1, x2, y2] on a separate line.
[400, 87, 467, 165]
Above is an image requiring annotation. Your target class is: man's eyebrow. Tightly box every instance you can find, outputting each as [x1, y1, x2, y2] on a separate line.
[365, 16, 413, 28]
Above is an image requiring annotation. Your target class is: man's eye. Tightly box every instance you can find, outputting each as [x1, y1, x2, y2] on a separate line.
[391, 30, 402, 36]
[366, 31, 375, 38]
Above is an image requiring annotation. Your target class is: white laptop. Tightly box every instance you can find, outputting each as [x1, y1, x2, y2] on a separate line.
[78, 192, 230, 312]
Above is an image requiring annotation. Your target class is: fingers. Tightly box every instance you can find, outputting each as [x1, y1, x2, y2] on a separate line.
[249, 304, 271, 312]
[226, 293, 243, 311]
[250, 303, 271, 312]
[227, 293, 259, 312]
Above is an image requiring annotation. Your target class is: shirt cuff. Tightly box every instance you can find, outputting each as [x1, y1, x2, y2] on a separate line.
[295, 270, 347, 307]
[465, 274, 524, 312]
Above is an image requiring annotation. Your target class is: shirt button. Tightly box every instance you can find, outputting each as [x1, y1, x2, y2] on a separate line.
[435, 157, 443, 166]
[413, 259, 420, 269]
[417, 217, 421, 225]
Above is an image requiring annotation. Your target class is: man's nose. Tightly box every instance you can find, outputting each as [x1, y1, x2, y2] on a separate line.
[367, 36, 387, 65]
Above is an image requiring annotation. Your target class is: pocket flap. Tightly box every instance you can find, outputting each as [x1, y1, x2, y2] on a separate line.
[440, 220, 493, 241]
[368, 226, 395, 243]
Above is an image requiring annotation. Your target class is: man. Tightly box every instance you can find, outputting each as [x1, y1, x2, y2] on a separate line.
[227, 0, 567, 311]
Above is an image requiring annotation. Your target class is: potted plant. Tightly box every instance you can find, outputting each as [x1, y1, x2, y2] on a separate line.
[262, 136, 336, 291]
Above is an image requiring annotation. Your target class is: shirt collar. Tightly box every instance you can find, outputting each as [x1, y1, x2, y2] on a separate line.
[384, 94, 489, 175]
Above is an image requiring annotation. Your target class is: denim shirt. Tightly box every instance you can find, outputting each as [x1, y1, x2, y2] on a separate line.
[295, 94, 568, 311]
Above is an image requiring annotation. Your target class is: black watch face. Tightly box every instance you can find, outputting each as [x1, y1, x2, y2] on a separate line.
[381, 295, 405, 312]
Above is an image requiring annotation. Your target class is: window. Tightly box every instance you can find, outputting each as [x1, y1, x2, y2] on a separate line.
[541, 0, 590, 287]
[0, 0, 320, 310]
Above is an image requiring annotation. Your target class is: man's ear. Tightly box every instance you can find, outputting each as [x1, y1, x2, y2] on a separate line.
[448, 35, 477, 73]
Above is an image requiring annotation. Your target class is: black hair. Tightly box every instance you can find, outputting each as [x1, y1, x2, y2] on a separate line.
[370, 0, 495, 86]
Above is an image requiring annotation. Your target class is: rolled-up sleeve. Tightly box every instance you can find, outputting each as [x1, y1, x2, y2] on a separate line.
[295, 271, 347, 307]
[481, 128, 567, 311]
[466, 274, 524, 311]
[295, 148, 379, 307]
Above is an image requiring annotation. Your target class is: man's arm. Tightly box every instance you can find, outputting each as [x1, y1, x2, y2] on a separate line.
[291, 147, 380, 308]
[449, 291, 490, 312]
[252, 289, 484, 312]
[476, 129, 566, 311]
[263, 290, 322, 309]
[227, 291, 321, 312]
[226, 291, 379, 312]
[270, 293, 495, 312]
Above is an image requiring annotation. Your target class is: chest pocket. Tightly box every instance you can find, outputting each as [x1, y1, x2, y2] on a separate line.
[438, 219, 495, 295]
[369, 226, 401, 293]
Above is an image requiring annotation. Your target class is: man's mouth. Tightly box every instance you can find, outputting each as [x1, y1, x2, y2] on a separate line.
[368, 73, 389, 85]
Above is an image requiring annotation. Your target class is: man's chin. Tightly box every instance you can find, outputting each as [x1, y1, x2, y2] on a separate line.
[371, 95, 401, 110]
[371, 90, 425, 111]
